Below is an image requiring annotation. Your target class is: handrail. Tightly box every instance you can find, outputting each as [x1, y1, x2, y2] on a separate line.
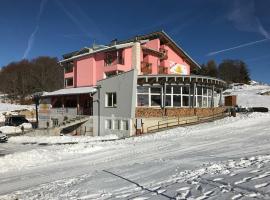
[146, 112, 226, 133]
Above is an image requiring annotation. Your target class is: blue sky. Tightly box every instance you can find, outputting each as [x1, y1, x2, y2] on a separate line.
[0, 0, 269, 83]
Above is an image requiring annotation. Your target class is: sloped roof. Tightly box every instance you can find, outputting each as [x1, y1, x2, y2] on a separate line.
[60, 30, 200, 69]
[43, 87, 96, 97]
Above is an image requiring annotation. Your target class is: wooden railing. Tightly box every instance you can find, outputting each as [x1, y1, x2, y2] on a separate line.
[159, 48, 168, 60]
[104, 57, 124, 66]
[146, 111, 227, 133]
[141, 62, 152, 74]
[158, 66, 168, 74]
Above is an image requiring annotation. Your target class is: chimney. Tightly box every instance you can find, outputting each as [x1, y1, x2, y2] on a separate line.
[110, 39, 118, 46]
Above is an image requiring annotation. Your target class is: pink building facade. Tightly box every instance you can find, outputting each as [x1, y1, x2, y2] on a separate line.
[61, 31, 196, 89]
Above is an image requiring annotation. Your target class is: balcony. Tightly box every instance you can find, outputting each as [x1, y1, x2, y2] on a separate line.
[141, 62, 152, 75]
[104, 57, 124, 66]
[159, 48, 168, 60]
[158, 66, 168, 74]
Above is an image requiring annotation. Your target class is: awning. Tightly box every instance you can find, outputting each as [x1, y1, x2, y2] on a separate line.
[42, 87, 96, 97]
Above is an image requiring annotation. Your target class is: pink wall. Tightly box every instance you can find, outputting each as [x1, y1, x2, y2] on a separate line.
[63, 39, 192, 88]
[64, 47, 133, 88]
[76, 56, 96, 87]
[160, 44, 190, 75]
[143, 38, 160, 50]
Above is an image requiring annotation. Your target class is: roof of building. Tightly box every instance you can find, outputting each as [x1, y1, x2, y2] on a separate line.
[42, 87, 96, 97]
[60, 30, 201, 69]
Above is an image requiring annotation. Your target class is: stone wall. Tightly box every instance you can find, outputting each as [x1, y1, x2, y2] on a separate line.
[135, 107, 226, 118]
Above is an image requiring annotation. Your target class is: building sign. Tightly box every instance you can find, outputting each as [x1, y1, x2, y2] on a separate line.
[169, 61, 190, 75]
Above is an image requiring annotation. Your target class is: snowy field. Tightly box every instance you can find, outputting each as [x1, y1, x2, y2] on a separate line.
[0, 83, 269, 199]
[0, 112, 270, 199]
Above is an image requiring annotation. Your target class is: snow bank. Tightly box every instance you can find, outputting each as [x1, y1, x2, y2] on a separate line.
[8, 134, 118, 144]
[0, 103, 34, 123]
[0, 126, 22, 134]
[0, 144, 104, 174]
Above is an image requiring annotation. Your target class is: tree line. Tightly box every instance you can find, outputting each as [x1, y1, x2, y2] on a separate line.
[0, 57, 63, 102]
[192, 59, 251, 84]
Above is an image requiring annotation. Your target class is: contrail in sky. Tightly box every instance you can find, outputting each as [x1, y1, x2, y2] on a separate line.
[207, 0, 270, 56]
[207, 38, 269, 56]
[23, 0, 47, 59]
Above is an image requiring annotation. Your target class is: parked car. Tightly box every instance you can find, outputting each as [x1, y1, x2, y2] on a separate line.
[5, 115, 29, 127]
[0, 132, 8, 143]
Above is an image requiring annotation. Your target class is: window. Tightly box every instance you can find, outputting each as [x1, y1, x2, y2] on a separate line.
[105, 53, 114, 66]
[64, 62, 73, 73]
[164, 95, 171, 106]
[182, 86, 189, 94]
[173, 95, 181, 107]
[151, 95, 161, 106]
[172, 86, 181, 94]
[137, 94, 149, 106]
[105, 92, 117, 107]
[65, 78, 73, 87]
[105, 119, 112, 129]
[113, 120, 120, 130]
[183, 96, 190, 107]
[137, 86, 149, 93]
[121, 120, 129, 130]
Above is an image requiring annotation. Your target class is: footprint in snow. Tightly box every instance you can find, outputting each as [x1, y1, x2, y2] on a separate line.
[213, 177, 224, 182]
[176, 186, 190, 191]
[234, 177, 252, 185]
[254, 183, 269, 188]
[230, 173, 237, 177]
[249, 169, 261, 173]
[196, 184, 202, 192]
[247, 193, 259, 198]
[157, 189, 166, 194]
[195, 191, 214, 200]
[252, 173, 269, 180]
[231, 193, 243, 200]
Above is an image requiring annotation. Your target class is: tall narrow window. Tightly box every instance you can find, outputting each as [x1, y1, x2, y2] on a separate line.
[105, 92, 117, 107]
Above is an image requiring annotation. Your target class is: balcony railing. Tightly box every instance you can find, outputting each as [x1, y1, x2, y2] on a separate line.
[141, 62, 152, 75]
[158, 66, 168, 74]
[159, 48, 168, 60]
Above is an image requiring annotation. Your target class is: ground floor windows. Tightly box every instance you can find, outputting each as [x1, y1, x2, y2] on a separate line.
[105, 119, 129, 131]
[137, 85, 217, 108]
[151, 95, 161, 106]
[137, 94, 149, 106]
[105, 119, 112, 129]
[173, 95, 181, 107]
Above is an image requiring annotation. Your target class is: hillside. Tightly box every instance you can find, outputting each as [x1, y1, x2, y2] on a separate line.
[224, 81, 270, 108]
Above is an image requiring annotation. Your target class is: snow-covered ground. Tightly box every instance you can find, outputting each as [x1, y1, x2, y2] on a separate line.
[225, 82, 270, 108]
[0, 112, 270, 199]
[0, 83, 269, 199]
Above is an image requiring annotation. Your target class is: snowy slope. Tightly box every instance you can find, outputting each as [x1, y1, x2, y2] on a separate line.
[0, 112, 270, 199]
[0, 83, 270, 199]
[224, 82, 270, 108]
